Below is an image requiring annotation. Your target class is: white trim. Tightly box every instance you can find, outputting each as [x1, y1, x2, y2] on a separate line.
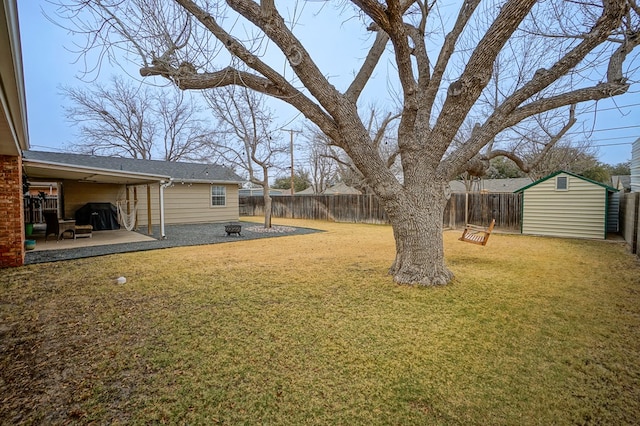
[1, 0, 29, 153]
[23, 159, 171, 182]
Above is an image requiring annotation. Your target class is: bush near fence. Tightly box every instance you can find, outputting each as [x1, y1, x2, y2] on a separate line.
[240, 193, 522, 230]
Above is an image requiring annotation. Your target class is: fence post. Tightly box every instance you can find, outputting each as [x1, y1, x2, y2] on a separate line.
[633, 193, 639, 255]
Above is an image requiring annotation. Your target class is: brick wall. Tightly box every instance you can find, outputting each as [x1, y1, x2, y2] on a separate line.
[0, 155, 25, 267]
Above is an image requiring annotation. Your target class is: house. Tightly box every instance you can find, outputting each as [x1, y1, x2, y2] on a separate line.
[0, 0, 29, 267]
[611, 175, 631, 192]
[449, 177, 533, 193]
[22, 151, 244, 236]
[294, 183, 362, 195]
[514, 170, 619, 240]
[632, 137, 639, 192]
[239, 188, 286, 197]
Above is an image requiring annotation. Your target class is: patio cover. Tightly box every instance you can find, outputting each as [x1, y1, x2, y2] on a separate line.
[22, 155, 170, 185]
[22, 151, 173, 237]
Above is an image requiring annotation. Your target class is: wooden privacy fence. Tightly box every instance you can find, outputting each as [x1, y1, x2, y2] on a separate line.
[620, 192, 640, 256]
[240, 192, 522, 230]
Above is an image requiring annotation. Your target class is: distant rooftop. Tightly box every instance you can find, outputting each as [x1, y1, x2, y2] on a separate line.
[449, 177, 533, 193]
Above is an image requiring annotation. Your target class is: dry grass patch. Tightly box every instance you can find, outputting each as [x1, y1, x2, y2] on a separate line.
[2, 218, 640, 424]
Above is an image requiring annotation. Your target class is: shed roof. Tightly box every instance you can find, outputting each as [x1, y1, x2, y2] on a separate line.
[23, 150, 244, 185]
[514, 170, 618, 193]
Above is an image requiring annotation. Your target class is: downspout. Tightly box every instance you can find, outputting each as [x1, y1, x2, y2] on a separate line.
[159, 179, 173, 239]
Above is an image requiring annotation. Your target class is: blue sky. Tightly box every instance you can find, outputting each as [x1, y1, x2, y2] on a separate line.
[17, 0, 639, 166]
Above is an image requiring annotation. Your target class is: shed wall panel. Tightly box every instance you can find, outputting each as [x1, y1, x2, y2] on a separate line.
[608, 192, 620, 233]
[521, 173, 607, 239]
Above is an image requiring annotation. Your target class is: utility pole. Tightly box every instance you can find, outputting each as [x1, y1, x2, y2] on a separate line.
[282, 128, 300, 195]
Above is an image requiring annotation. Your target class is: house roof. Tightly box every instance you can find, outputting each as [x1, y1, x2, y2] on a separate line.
[322, 182, 362, 195]
[0, 0, 29, 156]
[611, 175, 631, 191]
[449, 177, 533, 193]
[22, 150, 244, 185]
[514, 170, 618, 193]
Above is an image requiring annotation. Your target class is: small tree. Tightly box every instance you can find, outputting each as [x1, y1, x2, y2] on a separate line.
[607, 161, 631, 176]
[304, 128, 340, 194]
[63, 76, 211, 161]
[203, 85, 287, 228]
[272, 170, 311, 193]
[524, 141, 600, 180]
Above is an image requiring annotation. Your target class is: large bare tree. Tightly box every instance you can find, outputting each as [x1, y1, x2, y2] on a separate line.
[63, 76, 212, 161]
[57, 0, 640, 285]
[203, 85, 288, 228]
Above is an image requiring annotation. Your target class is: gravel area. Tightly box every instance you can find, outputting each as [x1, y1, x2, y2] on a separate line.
[25, 222, 320, 265]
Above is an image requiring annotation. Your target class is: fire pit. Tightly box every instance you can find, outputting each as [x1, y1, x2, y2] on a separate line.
[224, 224, 242, 236]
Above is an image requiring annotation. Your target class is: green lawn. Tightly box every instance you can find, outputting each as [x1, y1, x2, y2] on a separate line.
[2, 219, 640, 424]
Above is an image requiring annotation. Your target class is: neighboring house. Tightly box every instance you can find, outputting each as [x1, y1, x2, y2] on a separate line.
[239, 188, 286, 197]
[514, 170, 619, 240]
[294, 183, 362, 195]
[22, 151, 244, 235]
[632, 137, 640, 192]
[0, 0, 29, 267]
[321, 182, 362, 195]
[449, 177, 533, 193]
[610, 175, 631, 192]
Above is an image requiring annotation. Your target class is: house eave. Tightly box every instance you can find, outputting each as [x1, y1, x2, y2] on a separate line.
[23, 158, 171, 185]
[0, 0, 29, 156]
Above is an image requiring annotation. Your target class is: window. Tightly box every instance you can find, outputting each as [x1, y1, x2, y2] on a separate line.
[211, 185, 226, 206]
[556, 176, 568, 191]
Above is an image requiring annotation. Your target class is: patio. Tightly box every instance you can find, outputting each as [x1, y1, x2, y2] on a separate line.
[24, 221, 320, 264]
[27, 226, 155, 252]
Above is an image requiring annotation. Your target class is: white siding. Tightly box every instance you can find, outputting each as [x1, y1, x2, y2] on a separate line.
[130, 183, 239, 226]
[631, 138, 640, 192]
[521, 173, 607, 239]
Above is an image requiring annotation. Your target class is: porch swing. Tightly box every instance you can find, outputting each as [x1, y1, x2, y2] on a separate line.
[459, 218, 495, 246]
[458, 191, 495, 246]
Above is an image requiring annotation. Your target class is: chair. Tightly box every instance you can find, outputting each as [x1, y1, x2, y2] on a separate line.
[459, 219, 495, 246]
[43, 212, 60, 242]
[44, 212, 75, 241]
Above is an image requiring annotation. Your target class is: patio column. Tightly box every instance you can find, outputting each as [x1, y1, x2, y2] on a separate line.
[0, 155, 25, 267]
[159, 180, 172, 239]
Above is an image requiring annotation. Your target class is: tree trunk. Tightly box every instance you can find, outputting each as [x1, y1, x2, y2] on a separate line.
[385, 184, 454, 286]
[263, 190, 272, 228]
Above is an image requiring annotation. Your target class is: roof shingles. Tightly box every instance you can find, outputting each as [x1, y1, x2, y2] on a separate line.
[23, 150, 244, 183]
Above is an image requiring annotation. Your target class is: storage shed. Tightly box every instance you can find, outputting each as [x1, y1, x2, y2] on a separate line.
[514, 170, 619, 240]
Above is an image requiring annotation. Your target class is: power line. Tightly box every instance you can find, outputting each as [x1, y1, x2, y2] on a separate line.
[579, 102, 640, 112]
[566, 124, 640, 135]
[577, 136, 638, 143]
